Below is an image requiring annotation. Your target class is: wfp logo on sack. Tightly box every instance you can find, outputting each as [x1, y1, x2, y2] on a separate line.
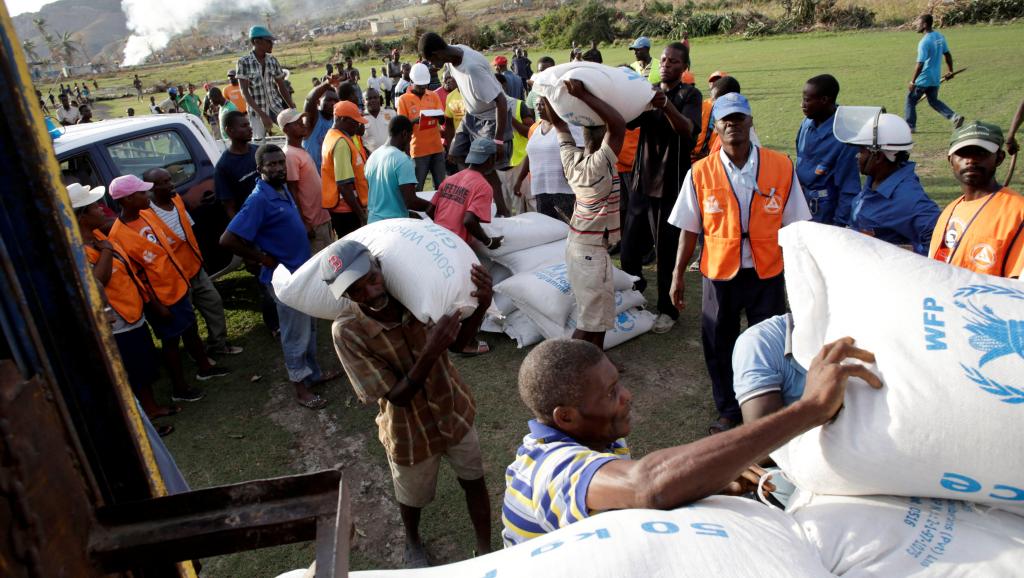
[924, 284, 1024, 405]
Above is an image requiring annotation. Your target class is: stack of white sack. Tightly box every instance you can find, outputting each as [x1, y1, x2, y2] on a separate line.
[344, 496, 832, 578]
[530, 61, 655, 127]
[769, 222, 1024, 514]
[787, 491, 1024, 576]
[271, 219, 479, 324]
[473, 213, 651, 349]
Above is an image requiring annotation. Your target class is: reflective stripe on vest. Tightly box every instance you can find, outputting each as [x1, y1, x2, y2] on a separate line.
[693, 147, 793, 280]
[321, 128, 369, 213]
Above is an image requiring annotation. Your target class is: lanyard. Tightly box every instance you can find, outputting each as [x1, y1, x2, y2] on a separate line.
[939, 193, 997, 264]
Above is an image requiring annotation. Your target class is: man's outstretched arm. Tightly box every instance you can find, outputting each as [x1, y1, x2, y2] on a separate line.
[586, 337, 882, 511]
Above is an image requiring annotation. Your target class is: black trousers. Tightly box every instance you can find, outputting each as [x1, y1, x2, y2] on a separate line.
[701, 269, 787, 421]
[330, 211, 361, 240]
[651, 188, 682, 319]
[619, 174, 654, 284]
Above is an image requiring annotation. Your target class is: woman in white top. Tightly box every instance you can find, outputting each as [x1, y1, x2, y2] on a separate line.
[514, 97, 584, 223]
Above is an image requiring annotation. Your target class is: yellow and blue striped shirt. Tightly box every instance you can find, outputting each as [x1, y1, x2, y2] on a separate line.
[501, 419, 629, 547]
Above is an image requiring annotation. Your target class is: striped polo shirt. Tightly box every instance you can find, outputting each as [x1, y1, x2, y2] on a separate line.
[559, 133, 621, 246]
[502, 419, 629, 547]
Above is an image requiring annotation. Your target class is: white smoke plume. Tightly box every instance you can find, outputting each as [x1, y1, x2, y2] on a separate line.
[120, 0, 272, 66]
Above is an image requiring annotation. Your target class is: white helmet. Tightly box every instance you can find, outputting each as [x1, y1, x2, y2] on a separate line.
[410, 62, 431, 86]
[834, 106, 913, 152]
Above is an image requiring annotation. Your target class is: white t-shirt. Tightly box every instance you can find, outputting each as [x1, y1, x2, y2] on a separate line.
[150, 201, 195, 243]
[668, 146, 811, 268]
[525, 122, 584, 196]
[449, 45, 502, 120]
[57, 105, 81, 124]
[367, 76, 383, 93]
[364, 108, 396, 154]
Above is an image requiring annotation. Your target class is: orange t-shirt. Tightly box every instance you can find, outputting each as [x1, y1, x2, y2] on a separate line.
[929, 187, 1024, 278]
[616, 128, 641, 173]
[397, 90, 444, 158]
[223, 83, 248, 113]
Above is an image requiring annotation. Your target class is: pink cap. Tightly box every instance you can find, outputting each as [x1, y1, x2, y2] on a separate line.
[109, 174, 154, 200]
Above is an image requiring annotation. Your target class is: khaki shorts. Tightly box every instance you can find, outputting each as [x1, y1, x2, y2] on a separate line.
[309, 221, 335, 255]
[387, 426, 485, 508]
[566, 240, 615, 332]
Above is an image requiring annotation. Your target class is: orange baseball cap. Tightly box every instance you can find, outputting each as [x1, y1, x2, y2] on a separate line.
[333, 100, 368, 124]
[708, 70, 728, 83]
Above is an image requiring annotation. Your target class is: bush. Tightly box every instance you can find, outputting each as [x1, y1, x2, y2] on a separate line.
[940, 0, 1024, 25]
[537, 1, 617, 48]
[679, 11, 738, 37]
[815, 0, 875, 28]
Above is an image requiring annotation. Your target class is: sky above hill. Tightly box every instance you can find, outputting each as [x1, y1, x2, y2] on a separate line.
[6, 0, 56, 16]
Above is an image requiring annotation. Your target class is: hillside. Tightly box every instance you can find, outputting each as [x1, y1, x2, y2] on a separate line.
[12, 0, 127, 63]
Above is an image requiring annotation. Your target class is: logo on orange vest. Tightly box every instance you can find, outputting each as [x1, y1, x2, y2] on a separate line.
[142, 250, 157, 264]
[703, 195, 723, 214]
[944, 218, 965, 249]
[970, 243, 996, 270]
[764, 195, 781, 214]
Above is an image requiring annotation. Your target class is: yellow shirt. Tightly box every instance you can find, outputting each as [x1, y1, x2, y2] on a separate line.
[444, 89, 467, 131]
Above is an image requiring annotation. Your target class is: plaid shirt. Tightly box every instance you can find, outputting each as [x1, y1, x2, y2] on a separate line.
[235, 50, 287, 115]
[332, 302, 475, 466]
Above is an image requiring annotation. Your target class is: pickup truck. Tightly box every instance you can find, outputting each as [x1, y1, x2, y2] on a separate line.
[54, 114, 241, 277]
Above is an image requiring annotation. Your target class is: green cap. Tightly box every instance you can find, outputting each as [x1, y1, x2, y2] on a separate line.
[249, 25, 275, 40]
[949, 120, 1003, 156]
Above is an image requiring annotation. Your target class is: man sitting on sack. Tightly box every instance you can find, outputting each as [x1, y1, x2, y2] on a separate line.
[502, 336, 882, 545]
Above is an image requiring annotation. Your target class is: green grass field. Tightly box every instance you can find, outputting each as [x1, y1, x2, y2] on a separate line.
[59, 22, 1024, 576]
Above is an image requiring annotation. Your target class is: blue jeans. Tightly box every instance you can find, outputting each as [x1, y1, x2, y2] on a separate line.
[415, 152, 447, 191]
[905, 85, 956, 129]
[267, 284, 322, 385]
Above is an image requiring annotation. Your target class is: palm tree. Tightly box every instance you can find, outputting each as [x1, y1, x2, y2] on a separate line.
[56, 31, 80, 66]
[22, 39, 40, 63]
[32, 17, 50, 41]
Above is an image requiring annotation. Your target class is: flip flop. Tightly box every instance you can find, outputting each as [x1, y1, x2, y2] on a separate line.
[156, 424, 175, 437]
[297, 394, 329, 410]
[460, 340, 491, 358]
[148, 405, 182, 419]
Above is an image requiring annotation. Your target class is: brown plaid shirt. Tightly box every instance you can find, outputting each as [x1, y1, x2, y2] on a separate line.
[332, 302, 475, 466]
[235, 50, 287, 115]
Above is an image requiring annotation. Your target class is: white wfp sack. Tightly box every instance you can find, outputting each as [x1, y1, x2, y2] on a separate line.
[787, 492, 1024, 577]
[272, 219, 479, 323]
[531, 62, 655, 127]
[351, 496, 832, 578]
[491, 239, 566, 274]
[495, 264, 638, 330]
[770, 222, 1024, 513]
[567, 305, 655, 350]
[503, 309, 544, 348]
[479, 212, 569, 258]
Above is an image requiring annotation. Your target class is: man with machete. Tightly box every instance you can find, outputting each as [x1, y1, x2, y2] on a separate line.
[905, 14, 964, 132]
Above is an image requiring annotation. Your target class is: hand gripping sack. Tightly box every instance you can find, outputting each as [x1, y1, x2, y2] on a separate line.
[787, 491, 1024, 577]
[344, 219, 480, 324]
[771, 222, 1024, 513]
[530, 62, 656, 126]
[350, 496, 832, 578]
[479, 212, 569, 258]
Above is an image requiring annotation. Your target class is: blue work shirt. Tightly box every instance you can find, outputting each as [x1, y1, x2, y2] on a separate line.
[226, 178, 311, 284]
[502, 70, 525, 100]
[303, 114, 333, 173]
[795, 112, 861, 226]
[365, 145, 418, 223]
[850, 161, 940, 255]
[915, 31, 948, 88]
[732, 314, 806, 408]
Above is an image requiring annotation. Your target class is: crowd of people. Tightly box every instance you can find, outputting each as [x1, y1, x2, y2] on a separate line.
[70, 15, 1024, 568]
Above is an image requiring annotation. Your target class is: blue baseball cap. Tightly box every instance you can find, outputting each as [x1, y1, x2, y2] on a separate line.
[629, 36, 652, 50]
[249, 25, 275, 40]
[712, 92, 752, 120]
[466, 138, 497, 165]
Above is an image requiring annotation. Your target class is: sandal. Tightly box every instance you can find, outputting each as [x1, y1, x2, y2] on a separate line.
[460, 340, 491, 358]
[297, 394, 329, 410]
[148, 405, 182, 419]
[708, 417, 738, 435]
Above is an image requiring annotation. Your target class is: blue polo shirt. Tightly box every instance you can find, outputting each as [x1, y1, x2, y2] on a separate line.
[915, 31, 948, 88]
[226, 178, 311, 284]
[365, 145, 418, 223]
[732, 314, 806, 407]
[850, 161, 940, 255]
[303, 114, 333, 173]
[795, 112, 861, 226]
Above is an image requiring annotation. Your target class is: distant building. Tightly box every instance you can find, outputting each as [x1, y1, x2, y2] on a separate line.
[402, 17, 418, 30]
[370, 20, 397, 36]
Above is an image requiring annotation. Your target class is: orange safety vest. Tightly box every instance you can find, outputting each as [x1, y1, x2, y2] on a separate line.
[84, 232, 148, 325]
[109, 213, 191, 306]
[616, 128, 641, 173]
[153, 195, 203, 279]
[929, 187, 1024, 277]
[692, 99, 716, 160]
[321, 128, 369, 213]
[693, 147, 793, 281]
